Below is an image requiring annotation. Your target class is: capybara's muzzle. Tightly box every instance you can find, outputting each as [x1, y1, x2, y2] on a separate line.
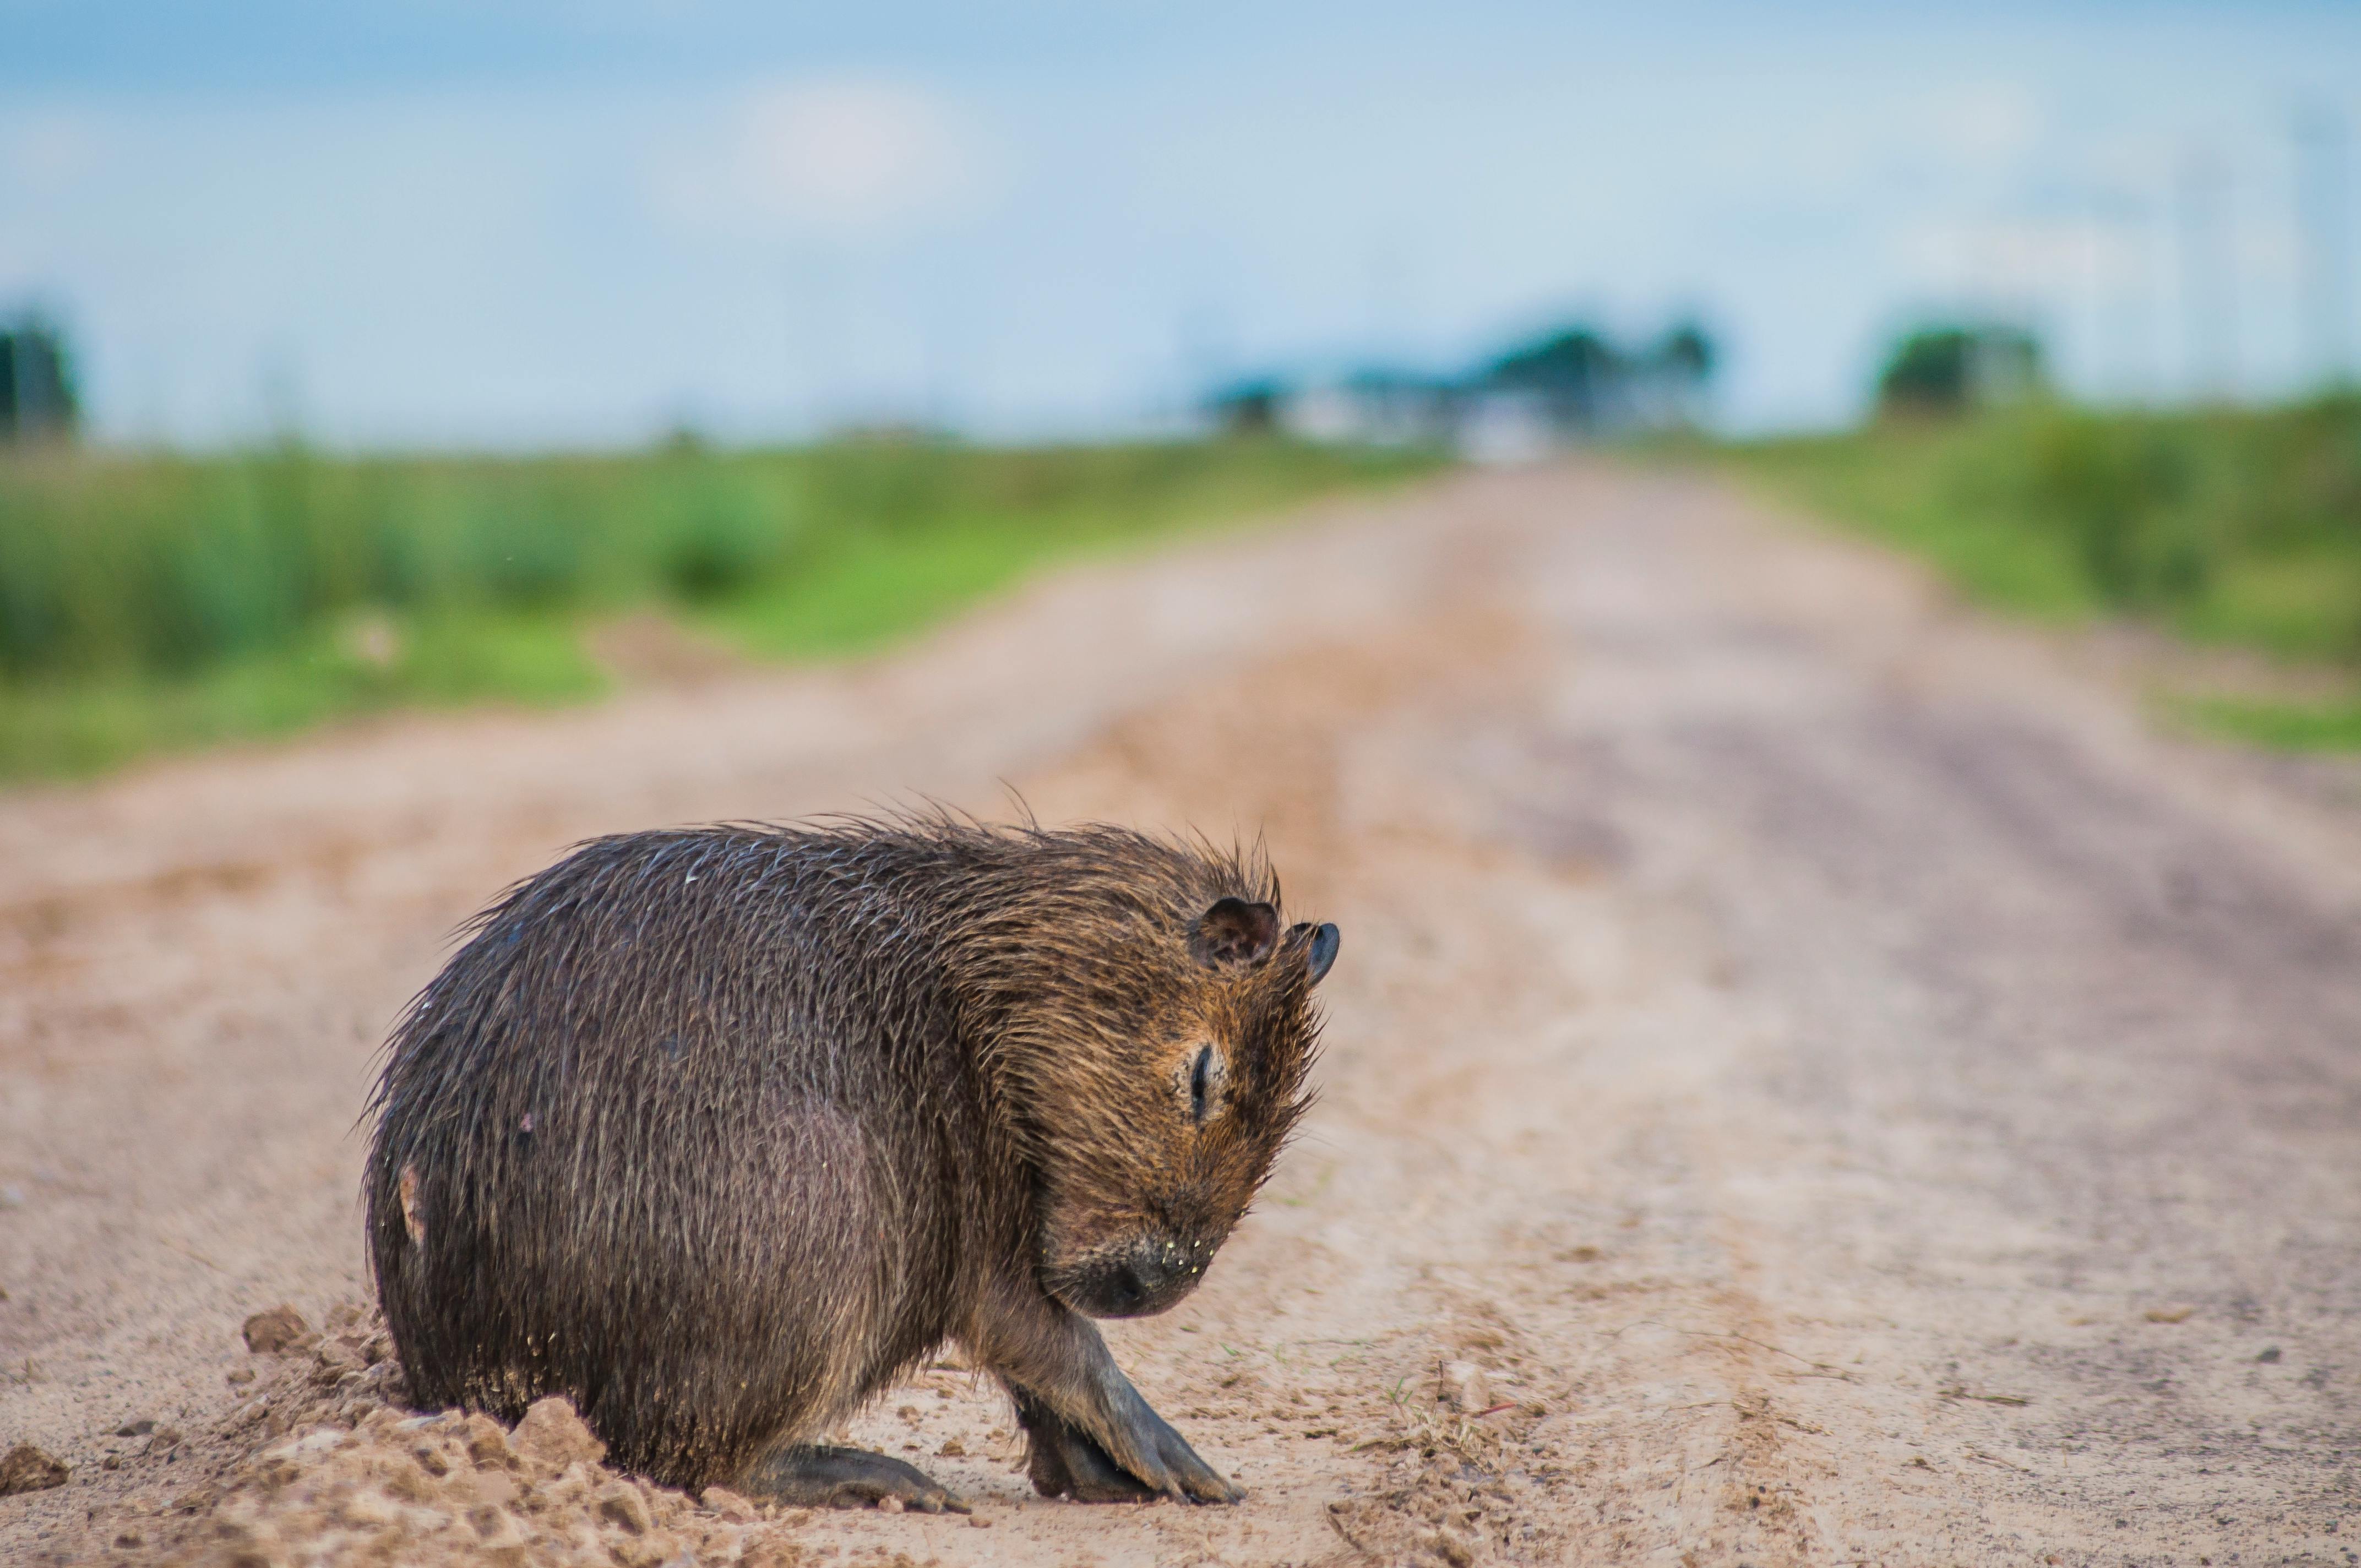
[1056, 1235, 1216, 1319]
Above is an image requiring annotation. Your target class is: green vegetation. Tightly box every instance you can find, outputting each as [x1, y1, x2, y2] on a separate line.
[1873, 323, 2043, 417]
[0, 438, 1441, 782]
[1728, 396, 2361, 749]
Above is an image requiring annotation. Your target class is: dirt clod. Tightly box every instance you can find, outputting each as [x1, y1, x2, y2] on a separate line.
[458, 1413, 514, 1470]
[597, 1480, 653, 1533]
[701, 1484, 758, 1522]
[241, 1304, 311, 1354]
[0, 1444, 67, 1495]
[510, 1396, 606, 1470]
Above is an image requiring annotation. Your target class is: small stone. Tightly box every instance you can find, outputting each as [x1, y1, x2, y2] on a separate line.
[937, 1438, 966, 1457]
[967, 1515, 994, 1528]
[542, 1459, 599, 1509]
[2144, 1304, 2195, 1324]
[242, 1305, 311, 1354]
[312, 1340, 367, 1386]
[1440, 1360, 1490, 1412]
[510, 1396, 607, 1469]
[0, 1444, 69, 1495]
[599, 1481, 654, 1534]
[1422, 1527, 1476, 1567]
[2258, 1346, 2283, 1363]
[382, 1452, 437, 1502]
[463, 1468, 520, 1511]
[470, 1504, 529, 1551]
[612, 1532, 679, 1568]
[461, 1413, 514, 1468]
[701, 1486, 759, 1522]
[113, 1419, 156, 1438]
[225, 1367, 255, 1386]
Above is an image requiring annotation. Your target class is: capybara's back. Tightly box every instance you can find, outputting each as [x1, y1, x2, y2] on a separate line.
[366, 817, 1339, 1507]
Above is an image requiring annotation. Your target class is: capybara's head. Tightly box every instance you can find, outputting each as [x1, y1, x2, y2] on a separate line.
[992, 841, 1336, 1321]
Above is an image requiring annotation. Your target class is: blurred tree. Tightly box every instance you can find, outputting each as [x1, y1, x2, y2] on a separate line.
[1482, 326, 1623, 433]
[1648, 320, 1716, 427]
[1201, 377, 1286, 435]
[1656, 321, 1715, 383]
[1876, 323, 2043, 417]
[0, 315, 80, 445]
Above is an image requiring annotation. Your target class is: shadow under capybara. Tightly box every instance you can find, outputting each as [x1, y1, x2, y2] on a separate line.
[364, 815, 1339, 1511]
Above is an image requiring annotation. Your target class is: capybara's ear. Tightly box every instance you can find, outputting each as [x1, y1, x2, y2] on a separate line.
[1307, 922, 1340, 984]
[1190, 897, 1280, 968]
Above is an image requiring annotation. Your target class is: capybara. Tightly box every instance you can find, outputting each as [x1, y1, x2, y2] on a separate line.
[365, 816, 1339, 1511]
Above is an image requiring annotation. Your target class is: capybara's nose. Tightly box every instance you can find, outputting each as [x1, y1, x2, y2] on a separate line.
[1078, 1239, 1207, 1319]
[1108, 1261, 1155, 1313]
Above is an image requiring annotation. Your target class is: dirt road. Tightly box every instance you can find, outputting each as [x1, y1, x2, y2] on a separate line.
[3, 465, 2357, 1566]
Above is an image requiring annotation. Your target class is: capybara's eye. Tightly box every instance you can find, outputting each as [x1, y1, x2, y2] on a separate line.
[1188, 1044, 1221, 1124]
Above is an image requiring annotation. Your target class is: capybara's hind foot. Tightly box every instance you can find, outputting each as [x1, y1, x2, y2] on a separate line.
[742, 1446, 971, 1514]
[1016, 1400, 1157, 1503]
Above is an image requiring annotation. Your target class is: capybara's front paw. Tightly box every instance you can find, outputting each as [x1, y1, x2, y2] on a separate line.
[1140, 1423, 1243, 1505]
[1106, 1393, 1245, 1504]
[1015, 1388, 1240, 1504]
[742, 1445, 971, 1514]
[1019, 1401, 1158, 1502]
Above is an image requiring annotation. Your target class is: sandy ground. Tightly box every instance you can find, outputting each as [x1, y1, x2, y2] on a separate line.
[3, 464, 2359, 1567]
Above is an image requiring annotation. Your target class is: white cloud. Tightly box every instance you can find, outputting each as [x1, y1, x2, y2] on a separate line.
[650, 79, 999, 243]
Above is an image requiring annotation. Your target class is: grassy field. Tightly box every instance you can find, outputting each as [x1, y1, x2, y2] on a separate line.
[0, 438, 1442, 783]
[1727, 396, 2361, 749]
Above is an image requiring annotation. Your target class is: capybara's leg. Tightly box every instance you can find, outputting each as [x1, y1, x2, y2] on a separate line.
[969, 1281, 1242, 1504]
[1011, 1390, 1157, 1503]
[739, 1446, 970, 1514]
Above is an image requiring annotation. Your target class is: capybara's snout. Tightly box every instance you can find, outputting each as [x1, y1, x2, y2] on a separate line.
[1053, 1232, 1217, 1319]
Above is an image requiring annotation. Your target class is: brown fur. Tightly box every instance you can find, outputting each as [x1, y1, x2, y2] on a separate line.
[363, 813, 1333, 1505]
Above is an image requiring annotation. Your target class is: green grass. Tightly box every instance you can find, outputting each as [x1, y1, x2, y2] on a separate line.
[0, 438, 1443, 783]
[2175, 694, 2361, 752]
[0, 613, 605, 780]
[1726, 423, 2101, 622]
[1725, 397, 2361, 750]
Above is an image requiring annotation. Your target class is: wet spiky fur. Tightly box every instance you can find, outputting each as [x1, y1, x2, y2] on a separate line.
[364, 814, 1324, 1491]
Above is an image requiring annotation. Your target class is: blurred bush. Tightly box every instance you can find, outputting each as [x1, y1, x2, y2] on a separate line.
[0, 437, 1439, 779]
[1875, 323, 2046, 417]
[0, 438, 1438, 682]
[1733, 394, 2361, 661]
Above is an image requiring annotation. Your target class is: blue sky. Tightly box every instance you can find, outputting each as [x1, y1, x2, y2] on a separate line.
[3, 2, 2357, 447]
